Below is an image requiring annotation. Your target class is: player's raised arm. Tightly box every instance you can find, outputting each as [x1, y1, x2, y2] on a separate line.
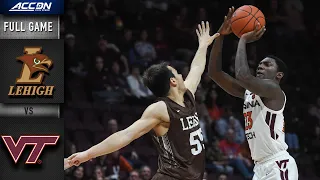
[184, 21, 220, 95]
[235, 25, 282, 99]
[208, 7, 245, 99]
[65, 101, 166, 169]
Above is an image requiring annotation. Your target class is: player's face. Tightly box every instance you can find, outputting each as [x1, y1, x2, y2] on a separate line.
[167, 66, 186, 91]
[256, 58, 278, 80]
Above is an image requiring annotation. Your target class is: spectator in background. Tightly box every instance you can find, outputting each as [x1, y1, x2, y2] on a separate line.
[206, 138, 234, 175]
[127, 65, 153, 99]
[139, 165, 151, 180]
[205, 88, 223, 121]
[88, 56, 110, 92]
[170, 16, 194, 61]
[153, 27, 170, 61]
[107, 119, 118, 135]
[134, 30, 157, 67]
[203, 171, 208, 180]
[128, 170, 140, 180]
[82, 0, 98, 26]
[219, 129, 253, 180]
[91, 165, 108, 180]
[66, 34, 86, 74]
[97, 37, 130, 75]
[217, 172, 228, 180]
[105, 150, 133, 180]
[196, 87, 211, 143]
[285, 106, 301, 157]
[107, 61, 132, 99]
[215, 106, 245, 144]
[68, 166, 85, 180]
[118, 29, 135, 58]
[95, 0, 117, 30]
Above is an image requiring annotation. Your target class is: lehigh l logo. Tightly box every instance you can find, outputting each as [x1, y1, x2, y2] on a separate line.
[8, 47, 55, 97]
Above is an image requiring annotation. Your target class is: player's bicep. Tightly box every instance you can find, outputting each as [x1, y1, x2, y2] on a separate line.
[238, 77, 282, 98]
[184, 67, 202, 95]
[123, 103, 164, 140]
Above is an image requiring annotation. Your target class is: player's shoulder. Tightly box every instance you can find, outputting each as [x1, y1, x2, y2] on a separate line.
[148, 101, 167, 110]
[146, 101, 169, 122]
[146, 101, 167, 116]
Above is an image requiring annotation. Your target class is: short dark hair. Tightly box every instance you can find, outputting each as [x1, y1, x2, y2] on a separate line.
[143, 62, 174, 97]
[267, 55, 288, 83]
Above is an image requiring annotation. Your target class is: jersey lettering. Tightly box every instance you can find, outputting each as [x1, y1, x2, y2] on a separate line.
[180, 113, 199, 131]
[246, 131, 256, 140]
[243, 100, 261, 110]
[189, 128, 205, 155]
[244, 111, 253, 130]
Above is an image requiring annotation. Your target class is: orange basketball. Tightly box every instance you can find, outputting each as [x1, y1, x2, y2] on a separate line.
[231, 5, 266, 38]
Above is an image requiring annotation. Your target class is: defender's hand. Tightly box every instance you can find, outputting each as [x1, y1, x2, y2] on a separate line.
[64, 158, 72, 170]
[196, 21, 220, 48]
[67, 151, 91, 167]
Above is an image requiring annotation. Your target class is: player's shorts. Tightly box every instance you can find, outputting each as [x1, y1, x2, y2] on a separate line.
[152, 173, 179, 180]
[253, 151, 298, 180]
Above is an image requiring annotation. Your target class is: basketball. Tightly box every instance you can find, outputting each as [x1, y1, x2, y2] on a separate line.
[231, 5, 265, 38]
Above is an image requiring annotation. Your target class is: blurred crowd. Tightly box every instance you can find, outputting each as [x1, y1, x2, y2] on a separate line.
[63, 0, 320, 179]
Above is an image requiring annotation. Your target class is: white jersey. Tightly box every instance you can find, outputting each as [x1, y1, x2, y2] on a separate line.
[243, 90, 288, 161]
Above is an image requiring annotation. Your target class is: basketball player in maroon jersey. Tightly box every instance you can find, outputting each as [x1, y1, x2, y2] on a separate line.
[65, 22, 220, 180]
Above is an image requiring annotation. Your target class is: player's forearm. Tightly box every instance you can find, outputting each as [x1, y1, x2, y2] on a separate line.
[190, 46, 208, 72]
[235, 38, 252, 80]
[86, 130, 132, 159]
[208, 35, 224, 76]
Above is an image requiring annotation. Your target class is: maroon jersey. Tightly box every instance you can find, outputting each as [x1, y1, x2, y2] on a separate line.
[152, 90, 205, 180]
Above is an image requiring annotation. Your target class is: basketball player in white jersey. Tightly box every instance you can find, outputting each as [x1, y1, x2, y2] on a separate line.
[208, 7, 298, 180]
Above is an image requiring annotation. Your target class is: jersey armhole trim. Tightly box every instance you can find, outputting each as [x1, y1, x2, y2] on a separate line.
[255, 91, 286, 113]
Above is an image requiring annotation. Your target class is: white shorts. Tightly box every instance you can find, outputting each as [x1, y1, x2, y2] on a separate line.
[252, 151, 298, 180]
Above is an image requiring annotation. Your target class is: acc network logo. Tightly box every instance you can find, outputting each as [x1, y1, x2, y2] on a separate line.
[8, 47, 54, 97]
[9, 2, 52, 12]
[1, 135, 59, 164]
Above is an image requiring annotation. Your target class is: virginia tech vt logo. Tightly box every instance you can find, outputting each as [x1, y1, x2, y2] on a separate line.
[8, 47, 54, 97]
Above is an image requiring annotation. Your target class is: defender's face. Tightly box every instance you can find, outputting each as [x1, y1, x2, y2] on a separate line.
[167, 66, 186, 91]
[256, 57, 279, 80]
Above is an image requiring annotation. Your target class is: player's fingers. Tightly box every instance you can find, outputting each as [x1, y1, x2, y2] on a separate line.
[206, 21, 210, 33]
[72, 159, 80, 166]
[227, 7, 232, 18]
[67, 153, 77, 160]
[257, 27, 266, 38]
[198, 24, 202, 35]
[196, 29, 200, 38]
[212, 33, 220, 39]
[201, 21, 205, 34]
[255, 23, 260, 31]
[223, 16, 227, 23]
[256, 26, 265, 35]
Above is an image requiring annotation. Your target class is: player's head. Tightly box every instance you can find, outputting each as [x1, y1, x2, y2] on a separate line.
[143, 62, 186, 97]
[256, 55, 287, 83]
